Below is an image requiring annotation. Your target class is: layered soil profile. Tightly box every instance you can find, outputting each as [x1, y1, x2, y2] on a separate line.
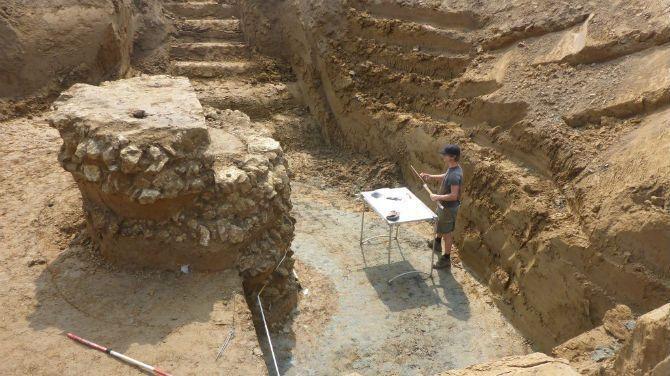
[238, 0, 670, 351]
[0, 0, 170, 120]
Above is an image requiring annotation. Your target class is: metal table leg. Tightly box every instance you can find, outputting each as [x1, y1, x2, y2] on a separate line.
[387, 224, 393, 264]
[359, 201, 401, 265]
[360, 214, 399, 245]
[387, 219, 436, 284]
[359, 206, 365, 245]
[429, 225, 436, 279]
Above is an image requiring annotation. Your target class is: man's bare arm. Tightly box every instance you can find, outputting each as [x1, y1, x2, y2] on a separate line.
[419, 172, 446, 182]
[430, 185, 460, 202]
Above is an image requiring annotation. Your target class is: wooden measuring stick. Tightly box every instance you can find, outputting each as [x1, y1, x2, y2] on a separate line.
[409, 165, 424, 183]
[421, 182, 433, 196]
[410, 165, 444, 209]
[410, 164, 435, 194]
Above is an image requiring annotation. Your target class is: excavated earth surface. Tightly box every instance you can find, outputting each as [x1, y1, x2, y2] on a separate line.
[1, 1, 532, 374]
[272, 182, 532, 375]
[0, 52, 532, 376]
[0, 115, 267, 375]
[0, 0, 170, 120]
[2, 0, 670, 374]
[240, 0, 670, 354]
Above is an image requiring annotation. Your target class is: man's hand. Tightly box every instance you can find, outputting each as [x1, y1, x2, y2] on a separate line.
[430, 193, 440, 201]
[420, 172, 430, 181]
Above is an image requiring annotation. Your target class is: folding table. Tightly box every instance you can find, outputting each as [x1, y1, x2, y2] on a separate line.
[359, 187, 438, 282]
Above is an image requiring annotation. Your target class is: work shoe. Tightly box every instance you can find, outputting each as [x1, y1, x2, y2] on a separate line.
[433, 255, 451, 269]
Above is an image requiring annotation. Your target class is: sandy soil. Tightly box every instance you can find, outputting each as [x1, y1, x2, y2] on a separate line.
[239, 0, 670, 352]
[0, 108, 530, 375]
[0, 116, 266, 375]
[8, 0, 668, 373]
[0, 0, 169, 121]
[270, 181, 531, 375]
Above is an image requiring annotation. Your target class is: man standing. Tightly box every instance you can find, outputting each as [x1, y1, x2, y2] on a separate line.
[420, 144, 463, 269]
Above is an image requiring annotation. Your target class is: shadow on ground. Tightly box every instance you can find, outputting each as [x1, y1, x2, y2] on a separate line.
[28, 242, 242, 353]
[359, 235, 471, 319]
[364, 260, 442, 311]
[436, 268, 472, 321]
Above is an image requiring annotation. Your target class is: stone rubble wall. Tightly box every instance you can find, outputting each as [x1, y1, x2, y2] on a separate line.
[49, 76, 298, 318]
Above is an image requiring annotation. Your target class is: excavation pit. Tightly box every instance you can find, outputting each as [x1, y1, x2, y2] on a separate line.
[2, 0, 670, 373]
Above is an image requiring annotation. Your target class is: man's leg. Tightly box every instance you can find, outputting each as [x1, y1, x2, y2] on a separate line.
[435, 206, 458, 269]
[434, 233, 451, 269]
[442, 232, 453, 256]
[432, 234, 442, 253]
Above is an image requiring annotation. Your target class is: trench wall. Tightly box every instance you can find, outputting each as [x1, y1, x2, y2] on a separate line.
[239, 0, 670, 351]
[0, 0, 170, 119]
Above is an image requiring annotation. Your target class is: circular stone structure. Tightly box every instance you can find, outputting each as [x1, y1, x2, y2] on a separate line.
[49, 75, 296, 282]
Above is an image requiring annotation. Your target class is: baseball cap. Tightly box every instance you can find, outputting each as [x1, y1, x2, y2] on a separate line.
[439, 144, 461, 158]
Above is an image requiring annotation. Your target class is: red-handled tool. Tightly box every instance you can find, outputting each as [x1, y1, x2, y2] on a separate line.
[67, 333, 173, 376]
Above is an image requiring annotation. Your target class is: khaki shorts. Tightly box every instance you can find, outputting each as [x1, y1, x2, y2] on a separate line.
[436, 205, 459, 234]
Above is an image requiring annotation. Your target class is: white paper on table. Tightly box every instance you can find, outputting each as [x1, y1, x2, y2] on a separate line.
[360, 187, 437, 224]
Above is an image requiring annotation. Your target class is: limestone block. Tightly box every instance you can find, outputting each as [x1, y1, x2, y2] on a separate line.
[435, 353, 579, 375]
[607, 304, 670, 376]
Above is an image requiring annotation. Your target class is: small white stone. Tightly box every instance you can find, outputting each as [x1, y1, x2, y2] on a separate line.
[228, 225, 245, 243]
[85, 139, 102, 159]
[146, 157, 168, 173]
[216, 219, 229, 241]
[248, 136, 281, 154]
[82, 165, 101, 182]
[189, 178, 205, 190]
[102, 146, 117, 166]
[148, 146, 162, 159]
[146, 146, 169, 172]
[137, 188, 160, 204]
[198, 225, 210, 247]
[215, 166, 246, 187]
[117, 135, 129, 147]
[120, 145, 142, 173]
[74, 142, 87, 161]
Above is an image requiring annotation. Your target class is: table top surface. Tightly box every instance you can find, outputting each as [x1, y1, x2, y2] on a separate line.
[360, 187, 438, 224]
